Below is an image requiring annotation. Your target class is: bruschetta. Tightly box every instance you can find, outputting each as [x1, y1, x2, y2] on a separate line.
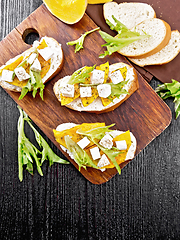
[53, 62, 139, 113]
[0, 36, 63, 99]
[53, 122, 137, 173]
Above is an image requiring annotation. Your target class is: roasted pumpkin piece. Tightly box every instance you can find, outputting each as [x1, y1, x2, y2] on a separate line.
[81, 87, 99, 107]
[53, 122, 105, 148]
[60, 83, 80, 105]
[105, 130, 132, 168]
[0, 56, 24, 75]
[38, 54, 51, 78]
[37, 39, 48, 49]
[96, 61, 109, 83]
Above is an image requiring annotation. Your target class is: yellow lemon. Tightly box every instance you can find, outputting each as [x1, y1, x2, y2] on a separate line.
[88, 0, 112, 4]
[42, 0, 87, 24]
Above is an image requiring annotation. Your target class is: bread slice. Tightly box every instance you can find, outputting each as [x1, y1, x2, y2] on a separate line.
[53, 62, 139, 114]
[54, 122, 137, 172]
[128, 30, 180, 66]
[118, 18, 171, 58]
[103, 2, 156, 30]
[0, 36, 63, 92]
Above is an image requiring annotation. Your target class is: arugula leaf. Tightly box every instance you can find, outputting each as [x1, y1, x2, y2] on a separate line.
[67, 27, 100, 53]
[68, 65, 95, 85]
[77, 124, 115, 140]
[17, 106, 69, 181]
[19, 70, 45, 100]
[18, 106, 42, 181]
[77, 124, 122, 174]
[108, 80, 129, 98]
[65, 135, 98, 171]
[99, 15, 150, 58]
[155, 79, 180, 119]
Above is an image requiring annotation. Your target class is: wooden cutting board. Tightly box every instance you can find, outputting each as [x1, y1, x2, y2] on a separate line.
[0, 4, 172, 184]
[86, 0, 180, 84]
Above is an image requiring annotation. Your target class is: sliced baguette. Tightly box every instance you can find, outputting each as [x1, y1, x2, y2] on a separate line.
[0, 36, 63, 92]
[118, 18, 171, 58]
[128, 30, 180, 66]
[103, 2, 156, 30]
[53, 62, 139, 114]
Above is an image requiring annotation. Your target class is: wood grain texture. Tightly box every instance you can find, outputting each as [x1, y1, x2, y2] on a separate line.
[0, 4, 171, 184]
[0, 1, 180, 239]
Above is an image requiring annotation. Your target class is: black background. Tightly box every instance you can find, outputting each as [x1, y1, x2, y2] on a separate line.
[0, 1, 180, 239]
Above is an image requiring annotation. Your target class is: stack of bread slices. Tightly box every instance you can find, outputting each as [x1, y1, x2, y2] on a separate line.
[103, 2, 180, 67]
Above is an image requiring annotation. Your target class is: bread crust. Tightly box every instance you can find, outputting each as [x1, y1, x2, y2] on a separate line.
[118, 19, 171, 58]
[128, 30, 180, 67]
[53, 62, 139, 114]
[0, 36, 63, 92]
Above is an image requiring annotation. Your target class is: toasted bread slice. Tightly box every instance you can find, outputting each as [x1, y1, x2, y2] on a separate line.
[53, 62, 139, 114]
[0, 36, 63, 92]
[118, 18, 171, 58]
[54, 122, 137, 172]
[103, 2, 156, 30]
[128, 30, 180, 66]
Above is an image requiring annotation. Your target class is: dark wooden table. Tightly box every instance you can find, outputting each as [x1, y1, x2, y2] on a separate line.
[0, 1, 180, 239]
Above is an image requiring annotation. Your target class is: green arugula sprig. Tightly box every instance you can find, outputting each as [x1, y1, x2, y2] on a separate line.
[67, 27, 100, 53]
[77, 124, 122, 174]
[64, 136, 99, 171]
[155, 79, 180, 119]
[68, 65, 95, 85]
[17, 106, 69, 181]
[19, 70, 45, 100]
[99, 15, 150, 58]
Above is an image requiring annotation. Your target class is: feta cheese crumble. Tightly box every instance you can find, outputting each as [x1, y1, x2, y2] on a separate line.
[14, 67, 30, 81]
[77, 137, 90, 149]
[97, 154, 110, 168]
[99, 134, 113, 149]
[115, 140, 127, 150]
[1, 70, 14, 82]
[61, 84, 75, 98]
[90, 147, 101, 160]
[97, 84, 111, 98]
[90, 69, 105, 84]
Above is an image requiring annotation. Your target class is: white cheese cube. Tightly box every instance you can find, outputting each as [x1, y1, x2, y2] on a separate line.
[33, 40, 40, 48]
[30, 58, 41, 72]
[61, 84, 74, 98]
[99, 134, 113, 149]
[90, 69, 105, 84]
[109, 130, 123, 138]
[109, 70, 124, 84]
[97, 154, 110, 168]
[38, 47, 53, 61]
[115, 140, 127, 150]
[1, 70, 14, 82]
[14, 67, 30, 81]
[77, 137, 90, 149]
[27, 53, 37, 65]
[80, 87, 92, 98]
[90, 147, 101, 160]
[97, 84, 111, 98]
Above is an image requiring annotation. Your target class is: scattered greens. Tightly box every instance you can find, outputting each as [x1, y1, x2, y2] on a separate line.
[155, 79, 180, 119]
[65, 136, 99, 171]
[68, 65, 95, 85]
[67, 27, 100, 53]
[77, 124, 122, 174]
[19, 70, 45, 100]
[17, 106, 69, 181]
[107, 80, 129, 99]
[99, 15, 150, 58]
